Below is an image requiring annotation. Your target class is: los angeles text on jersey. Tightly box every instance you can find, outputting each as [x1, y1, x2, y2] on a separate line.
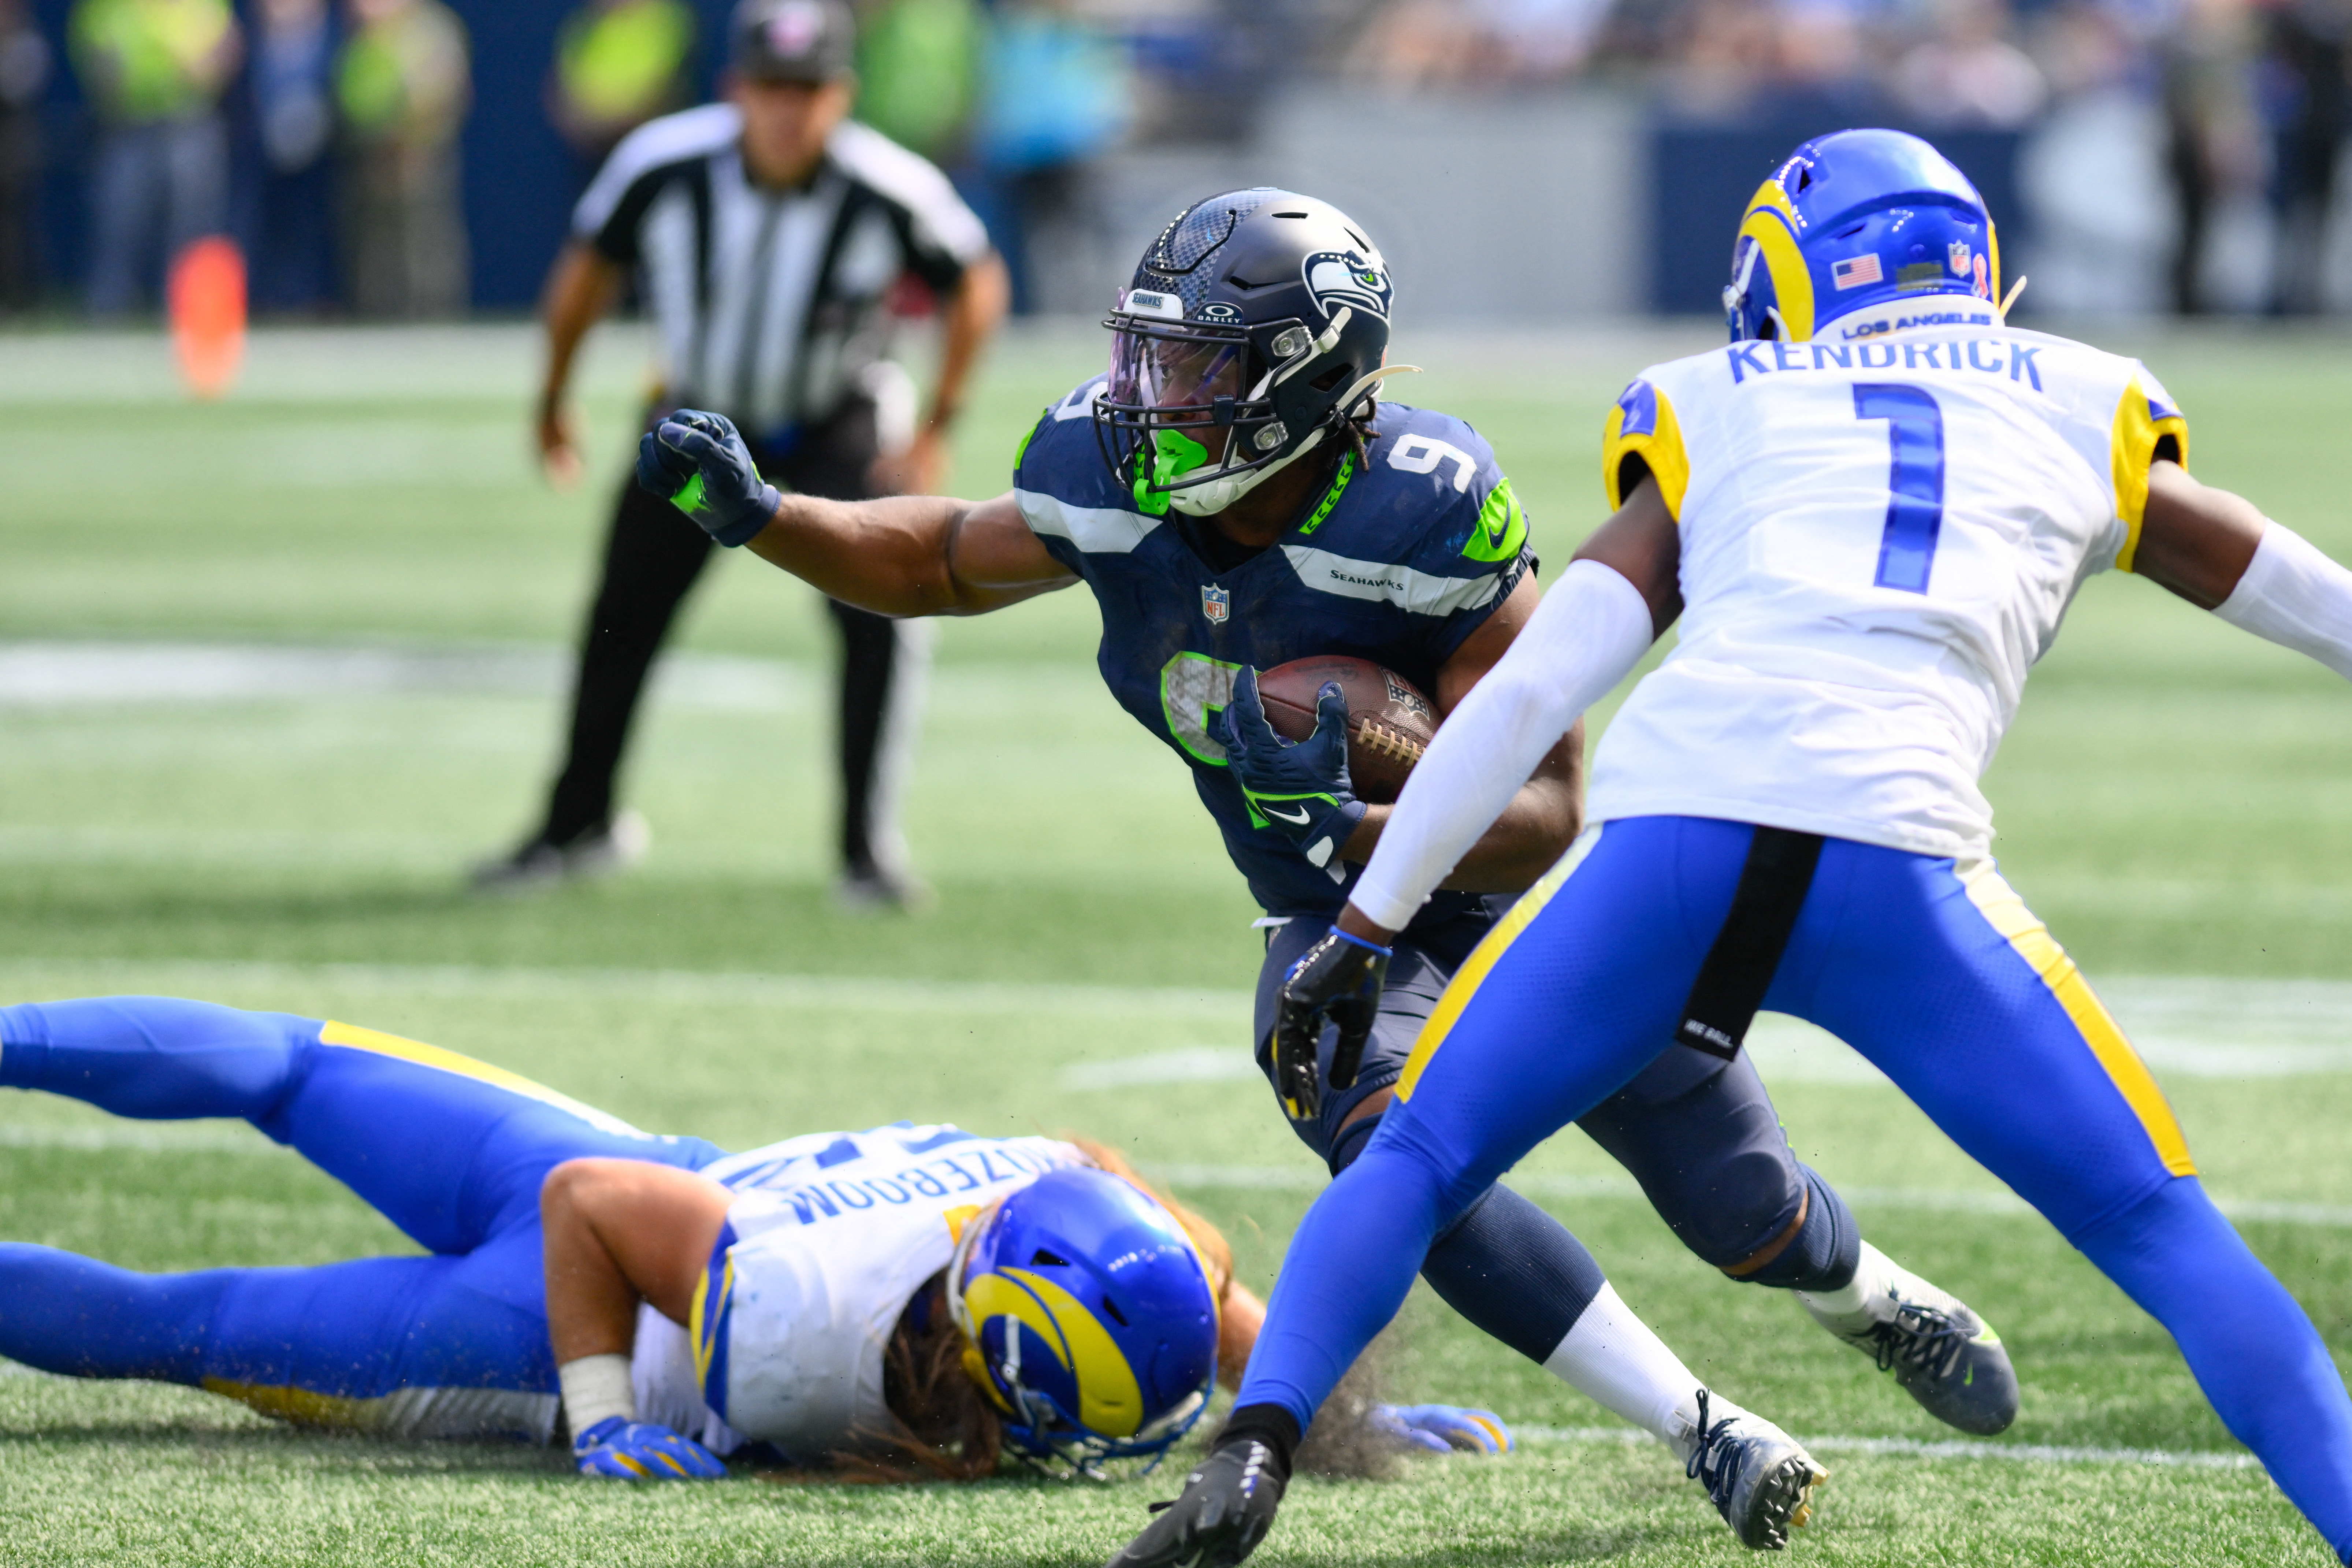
[1726, 332, 2045, 391]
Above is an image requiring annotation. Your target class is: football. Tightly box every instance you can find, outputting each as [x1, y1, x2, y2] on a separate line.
[1256, 655, 1438, 804]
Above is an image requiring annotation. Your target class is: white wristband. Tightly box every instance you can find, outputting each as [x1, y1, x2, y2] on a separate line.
[2213, 521, 2352, 683]
[559, 1352, 636, 1438]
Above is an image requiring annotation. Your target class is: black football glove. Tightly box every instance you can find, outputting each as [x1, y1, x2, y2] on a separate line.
[1272, 925, 1392, 1121]
[635, 410, 783, 547]
[1104, 1433, 1288, 1568]
[1212, 667, 1366, 876]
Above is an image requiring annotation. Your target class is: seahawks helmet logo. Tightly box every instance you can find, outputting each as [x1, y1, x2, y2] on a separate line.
[1303, 250, 1391, 322]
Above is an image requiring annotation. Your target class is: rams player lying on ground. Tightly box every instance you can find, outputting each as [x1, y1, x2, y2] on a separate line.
[638, 188, 2017, 1547]
[9, 994, 1671, 1482]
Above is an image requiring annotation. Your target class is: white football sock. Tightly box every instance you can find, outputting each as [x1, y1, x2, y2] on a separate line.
[558, 1352, 636, 1437]
[1540, 1281, 1707, 1457]
[1796, 1240, 1892, 1326]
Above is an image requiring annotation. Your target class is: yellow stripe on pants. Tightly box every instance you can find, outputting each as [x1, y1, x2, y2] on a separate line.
[1397, 826, 1603, 1104]
[1958, 863, 2196, 1177]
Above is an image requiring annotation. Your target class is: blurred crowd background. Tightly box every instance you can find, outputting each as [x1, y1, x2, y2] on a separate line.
[0, 0, 2347, 323]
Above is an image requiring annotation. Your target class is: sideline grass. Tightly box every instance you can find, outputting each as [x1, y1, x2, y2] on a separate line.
[0, 320, 2349, 1564]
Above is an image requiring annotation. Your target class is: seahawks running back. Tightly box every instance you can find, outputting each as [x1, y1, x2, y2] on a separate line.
[636, 189, 2017, 1544]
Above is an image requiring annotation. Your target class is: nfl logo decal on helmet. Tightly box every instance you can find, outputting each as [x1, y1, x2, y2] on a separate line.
[947, 1166, 1218, 1471]
[1095, 189, 1409, 521]
[1721, 128, 2002, 343]
[1201, 584, 1231, 624]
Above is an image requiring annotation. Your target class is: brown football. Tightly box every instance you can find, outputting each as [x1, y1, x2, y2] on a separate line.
[1256, 655, 1438, 805]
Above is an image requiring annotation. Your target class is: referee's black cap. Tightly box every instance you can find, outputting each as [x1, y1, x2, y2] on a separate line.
[731, 0, 855, 83]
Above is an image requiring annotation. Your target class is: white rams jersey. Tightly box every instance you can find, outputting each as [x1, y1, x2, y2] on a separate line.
[1587, 297, 2189, 860]
[631, 1124, 1080, 1460]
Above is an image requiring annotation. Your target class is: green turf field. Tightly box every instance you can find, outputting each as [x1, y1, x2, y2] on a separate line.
[1, 317, 2349, 1565]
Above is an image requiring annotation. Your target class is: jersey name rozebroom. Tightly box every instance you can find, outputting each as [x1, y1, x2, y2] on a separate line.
[1590, 300, 2187, 861]
[629, 1124, 1079, 1460]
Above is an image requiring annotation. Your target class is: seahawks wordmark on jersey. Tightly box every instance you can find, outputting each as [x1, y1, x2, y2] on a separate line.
[632, 1125, 1078, 1460]
[1014, 380, 1533, 921]
[1594, 298, 2187, 861]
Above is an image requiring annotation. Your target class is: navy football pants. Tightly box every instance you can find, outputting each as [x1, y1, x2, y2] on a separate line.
[0, 997, 722, 1441]
[1238, 817, 2352, 1561]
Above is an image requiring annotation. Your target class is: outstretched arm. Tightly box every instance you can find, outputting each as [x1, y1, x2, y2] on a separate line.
[744, 490, 1078, 617]
[2136, 459, 2352, 681]
[1340, 477, 1678, 943]
[643, 411, 1078, 617]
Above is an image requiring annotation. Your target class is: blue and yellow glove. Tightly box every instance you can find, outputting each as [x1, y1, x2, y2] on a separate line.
[1372, 1403, 1515, 1456]
[1214, 666, 1366, 874]
[572, 1415, 728, 1480]
[635, 409, 783, 547]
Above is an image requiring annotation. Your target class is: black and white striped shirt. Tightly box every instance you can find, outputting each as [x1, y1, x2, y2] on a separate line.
[573, 103, 990, 443]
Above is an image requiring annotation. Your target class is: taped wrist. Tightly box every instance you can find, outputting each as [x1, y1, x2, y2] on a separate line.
[2214, 521, 2352, 683]
[1216, 1402, 1301, 1486]
[559, 1353, 636, 1439]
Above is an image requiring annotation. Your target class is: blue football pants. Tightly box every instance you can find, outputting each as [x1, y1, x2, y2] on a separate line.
[0, 996, 723, 1441]
[1238, 817, 2352, 1561]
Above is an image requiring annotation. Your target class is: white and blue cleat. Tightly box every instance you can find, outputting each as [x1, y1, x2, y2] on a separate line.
[1680, 1389, 1829, 1551]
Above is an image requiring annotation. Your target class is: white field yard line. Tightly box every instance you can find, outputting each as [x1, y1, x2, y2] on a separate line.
[0, 957, 1252, 1022]
[1513, 1425, 2261, 1471]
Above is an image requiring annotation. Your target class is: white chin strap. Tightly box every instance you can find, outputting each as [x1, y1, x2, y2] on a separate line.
[1168, 428, 1326, 516]
[1164, 364, 1423, 519]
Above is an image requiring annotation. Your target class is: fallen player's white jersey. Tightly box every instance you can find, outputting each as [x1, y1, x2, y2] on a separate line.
[631, 1125, 1080, 1460]
[1589, 297, 2188, 861]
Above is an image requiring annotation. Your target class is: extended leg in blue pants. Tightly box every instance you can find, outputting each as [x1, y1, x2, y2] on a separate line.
[0, 997, 721, 1442]
[1238, 818, 2352, 1564]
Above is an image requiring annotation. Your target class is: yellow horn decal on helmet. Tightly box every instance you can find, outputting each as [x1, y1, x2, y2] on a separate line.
[962, 1268, 1147, 1438]
[1987, 219, 2004, 313]
[1737, 203, 1815, 342]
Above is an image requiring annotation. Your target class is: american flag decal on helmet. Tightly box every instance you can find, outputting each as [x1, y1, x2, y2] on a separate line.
[1832, 254, 1883, 290]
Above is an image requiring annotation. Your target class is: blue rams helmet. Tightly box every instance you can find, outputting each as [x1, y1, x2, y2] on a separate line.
[1723, 128, 2001, 343]
[1095, 188, 1405, 518]
[947, 1165, 1218, 1469]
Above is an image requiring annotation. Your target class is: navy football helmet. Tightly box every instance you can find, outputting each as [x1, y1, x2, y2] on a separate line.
[947, 1166, 1218, 1472]
[1096, 189, 1405, 517]
[1723, 129, 2002, 343]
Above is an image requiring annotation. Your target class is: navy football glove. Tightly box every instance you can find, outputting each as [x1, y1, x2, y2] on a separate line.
[1214, 666, 1366, 875]
[1371, 1403, 1515, 1456]
[1271, 925, 1391, 1120]
[572, 1415, 727, 1480]
[635, 409, 783, 547]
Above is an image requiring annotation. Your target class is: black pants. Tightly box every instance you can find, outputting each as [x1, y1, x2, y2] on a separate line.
[537, 405, 922, 877]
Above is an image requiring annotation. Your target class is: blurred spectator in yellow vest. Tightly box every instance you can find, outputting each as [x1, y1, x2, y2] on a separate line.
[852, 0, 982, 163]
[547, 0, 694, 166]
[0, 0, 49, 312]
[69, 0, 241, 315]
[337, 0, 469, 317]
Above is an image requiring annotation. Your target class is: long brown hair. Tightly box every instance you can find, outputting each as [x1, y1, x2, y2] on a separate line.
[817, 1139, 1238, 1485]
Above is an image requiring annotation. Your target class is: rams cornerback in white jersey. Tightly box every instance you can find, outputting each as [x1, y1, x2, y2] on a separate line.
[1118, 130, 2352, 1568]
[1593, 299, 2184, 861]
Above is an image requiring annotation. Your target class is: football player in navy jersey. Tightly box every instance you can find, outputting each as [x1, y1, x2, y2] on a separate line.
[636, 189, 2015, 1547]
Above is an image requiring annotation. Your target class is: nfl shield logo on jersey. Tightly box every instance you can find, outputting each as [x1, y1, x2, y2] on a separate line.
[1201, 584, 1231, 624]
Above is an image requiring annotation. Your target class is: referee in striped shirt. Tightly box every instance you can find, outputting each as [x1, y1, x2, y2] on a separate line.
[477, 0, 1008, 908]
